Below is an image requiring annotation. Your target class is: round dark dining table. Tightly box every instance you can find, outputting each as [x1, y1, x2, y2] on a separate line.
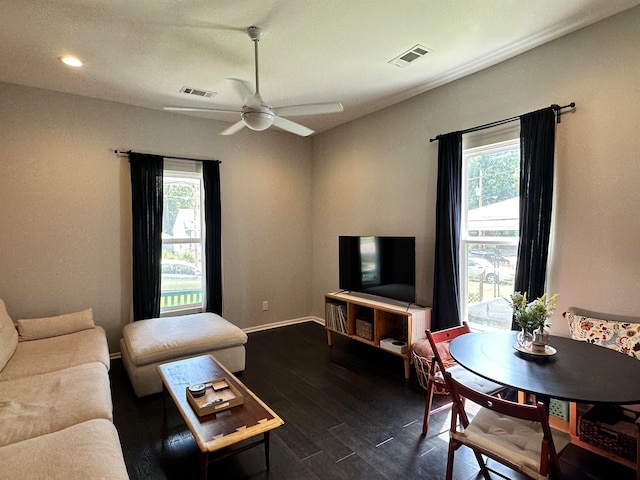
[448, 331, 640, 404]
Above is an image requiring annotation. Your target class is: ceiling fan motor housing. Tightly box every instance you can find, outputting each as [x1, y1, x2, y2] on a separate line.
[247, 26, 263, 41]
[242, 107, 274, 131]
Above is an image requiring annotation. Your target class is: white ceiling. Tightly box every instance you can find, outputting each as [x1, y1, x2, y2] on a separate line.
[1, 0, 638, 135]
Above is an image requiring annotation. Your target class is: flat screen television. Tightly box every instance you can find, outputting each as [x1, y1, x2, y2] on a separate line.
[338, 236, 416, 304]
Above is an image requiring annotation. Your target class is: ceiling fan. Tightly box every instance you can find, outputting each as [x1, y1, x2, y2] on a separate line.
[164, 26, 344, 136]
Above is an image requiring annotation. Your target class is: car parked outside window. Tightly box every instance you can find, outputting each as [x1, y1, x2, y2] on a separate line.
[161, 260, 202, 292]
[468, 257, 515, 284]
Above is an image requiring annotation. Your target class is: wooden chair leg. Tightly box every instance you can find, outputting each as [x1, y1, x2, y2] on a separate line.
[422, 379, 436, 436]
[474, 451, 491, 480]
[445, 439, 456, 480]
[447, 439, 488, 480]
[549, 458, 563, 480]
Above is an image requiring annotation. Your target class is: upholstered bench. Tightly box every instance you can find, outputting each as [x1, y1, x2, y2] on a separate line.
[120, 312, 248, 397]
[564, 311, 640, 465]
[565, 311, 640, 357]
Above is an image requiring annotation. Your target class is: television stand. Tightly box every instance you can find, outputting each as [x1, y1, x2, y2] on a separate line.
[324, 292, 431, 379]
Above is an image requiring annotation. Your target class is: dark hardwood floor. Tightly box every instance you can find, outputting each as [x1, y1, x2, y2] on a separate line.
[111, 321, 635, 479]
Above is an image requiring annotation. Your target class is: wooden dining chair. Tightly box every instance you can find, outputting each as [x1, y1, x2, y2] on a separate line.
[442, 369, 572, 480]
[418, 322, 504, 436]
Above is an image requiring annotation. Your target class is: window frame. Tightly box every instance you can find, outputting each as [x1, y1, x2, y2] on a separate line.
[460, 138, 520, 330]
[160, 162, 206, 316]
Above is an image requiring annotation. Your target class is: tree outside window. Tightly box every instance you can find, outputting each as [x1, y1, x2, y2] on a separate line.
[461, 139, 520, 330]
[161, 170, 205, 313]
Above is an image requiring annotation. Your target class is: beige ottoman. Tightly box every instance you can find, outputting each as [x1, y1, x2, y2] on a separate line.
[120, 312, 248, 397]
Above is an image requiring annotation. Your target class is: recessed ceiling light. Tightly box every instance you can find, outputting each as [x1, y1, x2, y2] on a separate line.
[58, 55, 83, 67]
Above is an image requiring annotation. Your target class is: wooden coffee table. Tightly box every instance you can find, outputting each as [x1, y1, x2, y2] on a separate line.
[157, 355, 283, 479]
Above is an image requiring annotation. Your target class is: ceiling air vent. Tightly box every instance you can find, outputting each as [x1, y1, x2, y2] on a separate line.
[180, 86, 216, 98]
[388, 44, 432, 68]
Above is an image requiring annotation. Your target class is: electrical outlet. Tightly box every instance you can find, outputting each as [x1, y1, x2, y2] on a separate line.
[262, 301, 269, 311]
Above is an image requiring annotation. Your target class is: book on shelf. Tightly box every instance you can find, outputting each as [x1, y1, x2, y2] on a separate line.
[325, 302, 347, 333]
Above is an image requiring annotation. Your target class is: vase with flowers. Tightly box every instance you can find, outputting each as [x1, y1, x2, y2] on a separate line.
[506, 291, 558, 351]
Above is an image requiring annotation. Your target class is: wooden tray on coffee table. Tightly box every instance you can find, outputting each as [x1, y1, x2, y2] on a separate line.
[186, 378, 244, 416]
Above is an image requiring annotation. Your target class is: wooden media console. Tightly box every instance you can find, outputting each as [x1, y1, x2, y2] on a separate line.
[324, 292, 430, 379]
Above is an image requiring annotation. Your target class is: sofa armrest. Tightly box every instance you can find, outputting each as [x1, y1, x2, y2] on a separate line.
[16, 308, 95, 341]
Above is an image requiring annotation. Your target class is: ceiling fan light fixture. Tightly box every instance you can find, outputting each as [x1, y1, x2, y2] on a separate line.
[164, 25, 342, 136]
[242, 110, 274, 131]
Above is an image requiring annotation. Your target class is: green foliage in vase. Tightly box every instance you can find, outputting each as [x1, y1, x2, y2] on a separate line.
[506, 291, 558, 332]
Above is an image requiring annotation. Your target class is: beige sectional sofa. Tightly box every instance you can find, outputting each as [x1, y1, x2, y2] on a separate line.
[0, 299, 129, 479]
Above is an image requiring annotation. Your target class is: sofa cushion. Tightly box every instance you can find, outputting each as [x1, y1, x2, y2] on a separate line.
[122, 312, 247, 366]
[0, 419, 129, 480]
[16, 308, 95, 341]
[0, 326, 109, 382]
[565, 311, 640, 359]
[0, 299, 18, 372]
[0, 362, 112, 447]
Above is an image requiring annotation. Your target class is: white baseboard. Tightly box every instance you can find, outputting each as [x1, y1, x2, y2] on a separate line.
[242, 316, 325, 334]
[109, 316, 326, 359]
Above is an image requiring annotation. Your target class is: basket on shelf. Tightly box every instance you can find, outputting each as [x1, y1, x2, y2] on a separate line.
[579, 405, 638, 462]
[411, 345, 448, 395]
[549, 398, 570, 421]
[355, 319, 373, 340]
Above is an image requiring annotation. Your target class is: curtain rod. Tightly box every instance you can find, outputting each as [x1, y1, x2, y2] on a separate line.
[114, 149, 221, 164]
[428, 102, 576, 143]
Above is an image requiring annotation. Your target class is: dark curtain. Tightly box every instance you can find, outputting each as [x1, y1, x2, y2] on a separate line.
[203, 161, 223, 315]
[431, 132, 463, 331]
[512, 107, 556, 329]
[129, 153, 164, 320]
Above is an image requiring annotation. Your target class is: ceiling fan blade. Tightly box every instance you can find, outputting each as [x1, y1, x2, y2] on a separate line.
[224, 78, 254, 104]
[172, 21, 246, 33]
[245, 92, 263, 108]
[163, 106, 239, 114]
[220, 120, 246, 136]
[272, 116, 314, 136]
[273, 102, 344, 117]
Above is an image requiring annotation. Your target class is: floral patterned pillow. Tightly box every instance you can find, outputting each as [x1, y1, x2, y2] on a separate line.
[564, 311, 640, 360]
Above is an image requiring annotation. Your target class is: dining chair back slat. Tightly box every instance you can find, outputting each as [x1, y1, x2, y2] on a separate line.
[418, 323, 504, 436]
[442, 369, 571, 479]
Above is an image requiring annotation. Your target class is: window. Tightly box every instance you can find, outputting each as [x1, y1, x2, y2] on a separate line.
[460, 138, 520, 330]
[161, 161, 205, 314]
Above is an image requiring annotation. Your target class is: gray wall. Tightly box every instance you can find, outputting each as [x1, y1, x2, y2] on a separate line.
[0, 7, 638, 353]
[0, 84, 312, 351]
[311, 7, 640, 335]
